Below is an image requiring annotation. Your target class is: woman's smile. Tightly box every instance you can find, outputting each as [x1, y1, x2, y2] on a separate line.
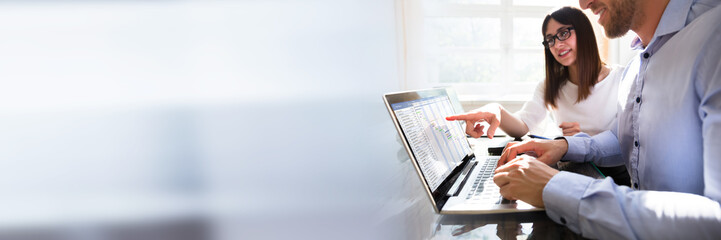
[558, 49, 571, 57]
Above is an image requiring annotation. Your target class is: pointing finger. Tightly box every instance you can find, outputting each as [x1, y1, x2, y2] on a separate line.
[446, 113, 475, 122]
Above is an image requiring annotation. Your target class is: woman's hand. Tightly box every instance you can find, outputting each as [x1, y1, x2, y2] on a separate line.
[446, 107, 501, 138]
[559, 122, 581, 136]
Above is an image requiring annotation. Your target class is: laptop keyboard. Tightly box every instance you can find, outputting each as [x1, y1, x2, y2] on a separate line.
[466, 156, 502, 203]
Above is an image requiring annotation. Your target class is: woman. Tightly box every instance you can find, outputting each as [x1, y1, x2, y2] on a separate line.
[446, 7, 629, 186]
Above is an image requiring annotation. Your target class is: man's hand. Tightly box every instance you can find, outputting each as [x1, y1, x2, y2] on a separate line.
[559, 122, 581, 136]
[446, 110, 501, 139]
[497, 139, 568, 167]
[493, 155, 559, 207]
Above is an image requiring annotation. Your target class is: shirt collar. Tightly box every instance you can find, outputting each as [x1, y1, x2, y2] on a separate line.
[630, 0, 694, 50]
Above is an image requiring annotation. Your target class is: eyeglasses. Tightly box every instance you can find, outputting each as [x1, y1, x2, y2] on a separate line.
[542, 27, 574, 48]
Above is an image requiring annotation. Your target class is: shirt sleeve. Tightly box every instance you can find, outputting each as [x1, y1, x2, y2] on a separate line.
[544, 172, 721, 239]
[513, 80, 547, 132]
[696, 21, 721, 202]
[558, 130, 623, 167]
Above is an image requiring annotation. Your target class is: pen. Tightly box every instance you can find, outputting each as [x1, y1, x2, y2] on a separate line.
[528, 134, 551, 140]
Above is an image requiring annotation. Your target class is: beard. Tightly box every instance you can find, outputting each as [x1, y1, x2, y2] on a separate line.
[603, 0, 637, 38]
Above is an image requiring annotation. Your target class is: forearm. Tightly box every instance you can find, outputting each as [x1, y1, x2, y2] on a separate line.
[544, 172, 721, 239]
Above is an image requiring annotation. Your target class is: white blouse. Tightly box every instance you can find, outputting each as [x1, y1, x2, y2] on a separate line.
[515, 65, 625, 136]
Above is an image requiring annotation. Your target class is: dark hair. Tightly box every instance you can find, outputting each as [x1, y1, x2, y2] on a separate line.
[542, 6, 602, 108]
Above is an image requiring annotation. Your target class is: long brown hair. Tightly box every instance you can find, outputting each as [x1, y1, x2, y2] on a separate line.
[542, 7, 602, 108]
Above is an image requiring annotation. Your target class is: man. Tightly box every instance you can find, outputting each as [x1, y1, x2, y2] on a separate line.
[449, 0, 721, 238]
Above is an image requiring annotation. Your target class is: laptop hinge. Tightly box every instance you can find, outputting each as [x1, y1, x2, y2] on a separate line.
[433, 154, 475, 209]
[448, 161, 477, 196]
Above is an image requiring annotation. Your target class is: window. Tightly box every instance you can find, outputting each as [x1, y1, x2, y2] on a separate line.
[399, 0, 590, 101]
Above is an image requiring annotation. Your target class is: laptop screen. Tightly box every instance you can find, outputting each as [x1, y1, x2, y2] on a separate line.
[390, 95, 473, 191]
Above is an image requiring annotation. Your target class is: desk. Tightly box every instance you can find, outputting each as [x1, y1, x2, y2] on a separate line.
[410, 137, 601, 239]
[433, 211, 587, 239]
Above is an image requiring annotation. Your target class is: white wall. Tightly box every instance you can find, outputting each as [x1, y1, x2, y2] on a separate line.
[0, 1, 405, 239]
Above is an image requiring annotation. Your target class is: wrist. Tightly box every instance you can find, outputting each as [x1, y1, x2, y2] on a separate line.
[553, 137, 569, 162]
[556, 138, 568, 152]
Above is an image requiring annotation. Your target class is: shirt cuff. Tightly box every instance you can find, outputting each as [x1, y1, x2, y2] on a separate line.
[560, 136, 589, 162]
[543, 171, 594, 234]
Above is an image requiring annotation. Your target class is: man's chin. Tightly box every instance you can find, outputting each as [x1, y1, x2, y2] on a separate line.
[604, 26, 630, 39]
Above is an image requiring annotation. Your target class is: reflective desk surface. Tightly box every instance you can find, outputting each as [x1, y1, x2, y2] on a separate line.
[416, 137, 601, 240]
[432, 211, 586, 239]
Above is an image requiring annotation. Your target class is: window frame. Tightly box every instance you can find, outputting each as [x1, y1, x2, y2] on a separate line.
[398, 1, 580, 101]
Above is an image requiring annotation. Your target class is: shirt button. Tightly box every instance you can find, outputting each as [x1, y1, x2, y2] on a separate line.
[560, 217, 567, 224]
[634, 183, 639, 189]
[643, 52, 650, 58]
[635, 141, 639, 147]
[636, 97, 641, 103]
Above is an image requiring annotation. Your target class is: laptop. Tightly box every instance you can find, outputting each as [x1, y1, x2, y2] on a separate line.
[383, 88, 542, 214]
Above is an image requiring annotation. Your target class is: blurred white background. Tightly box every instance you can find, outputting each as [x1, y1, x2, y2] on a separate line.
[0, 0, 405, 239]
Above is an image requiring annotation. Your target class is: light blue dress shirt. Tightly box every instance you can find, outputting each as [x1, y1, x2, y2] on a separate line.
[542, 0, 721, 239]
